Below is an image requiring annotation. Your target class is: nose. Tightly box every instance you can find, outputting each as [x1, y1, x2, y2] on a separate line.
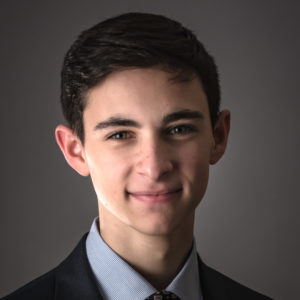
[135, 136, 174, 181]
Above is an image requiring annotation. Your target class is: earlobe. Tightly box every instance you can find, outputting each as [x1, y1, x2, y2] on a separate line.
[55, 125, 90, 176]
[210, 110, 231, 165]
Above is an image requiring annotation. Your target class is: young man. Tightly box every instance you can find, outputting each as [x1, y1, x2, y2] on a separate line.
[2, 12, 271, 300]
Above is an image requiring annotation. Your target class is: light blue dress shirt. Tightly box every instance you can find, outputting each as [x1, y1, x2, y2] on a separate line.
[86, 218, 203, 300]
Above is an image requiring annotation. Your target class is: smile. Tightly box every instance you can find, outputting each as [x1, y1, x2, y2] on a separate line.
[128, 188, 182, 203]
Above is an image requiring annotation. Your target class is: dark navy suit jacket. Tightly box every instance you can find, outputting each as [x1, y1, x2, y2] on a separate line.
[1, 234, 272, 300]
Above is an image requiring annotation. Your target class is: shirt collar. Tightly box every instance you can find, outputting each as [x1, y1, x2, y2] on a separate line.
[86, 217, 202, 300]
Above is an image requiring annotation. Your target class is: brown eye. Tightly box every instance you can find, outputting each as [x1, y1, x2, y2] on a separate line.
[168, 125, 195, 135]
[108, 131, 132, 140]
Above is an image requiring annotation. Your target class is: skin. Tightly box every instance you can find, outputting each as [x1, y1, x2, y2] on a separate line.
[56, 67, 230, 290]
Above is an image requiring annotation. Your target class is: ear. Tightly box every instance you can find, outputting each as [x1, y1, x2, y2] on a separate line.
[55, 125, 90, 176]
[210, 109, 231, 165]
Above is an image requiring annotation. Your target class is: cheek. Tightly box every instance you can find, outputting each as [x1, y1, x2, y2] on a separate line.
[86, 152, 130, 203]
[186, 154, 210, 184]
[180, 146, 211, 201]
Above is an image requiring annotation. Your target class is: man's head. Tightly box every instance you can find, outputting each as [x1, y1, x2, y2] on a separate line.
[60, 12, 220, 143]
[55, 13, 230, 237]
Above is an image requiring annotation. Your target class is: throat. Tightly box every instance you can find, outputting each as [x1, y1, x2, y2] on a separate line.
[97, 202, 195, 290]
[103, 227, 193, 291]
[128, 244, 193, 291]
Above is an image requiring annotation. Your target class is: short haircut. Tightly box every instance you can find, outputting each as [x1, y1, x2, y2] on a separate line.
[61, 12, 221, 142]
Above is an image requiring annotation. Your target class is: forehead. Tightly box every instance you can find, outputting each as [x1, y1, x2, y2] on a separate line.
[83, 68, 210, 124]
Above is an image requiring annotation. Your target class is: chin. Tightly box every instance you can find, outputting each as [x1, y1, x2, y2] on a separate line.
[135, 227, 175, 237]
[130, 216, 183, 237]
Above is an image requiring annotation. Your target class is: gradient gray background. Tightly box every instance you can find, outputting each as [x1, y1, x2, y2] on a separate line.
[1, 1, 299, 299]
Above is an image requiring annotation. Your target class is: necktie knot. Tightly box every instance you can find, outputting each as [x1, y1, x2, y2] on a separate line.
[145, 290, 181, 299]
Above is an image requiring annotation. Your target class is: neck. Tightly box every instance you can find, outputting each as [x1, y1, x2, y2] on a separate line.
[98, 206, 195, 290]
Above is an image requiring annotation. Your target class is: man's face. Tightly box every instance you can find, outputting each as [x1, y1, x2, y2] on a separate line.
[82, 68, 216, 236]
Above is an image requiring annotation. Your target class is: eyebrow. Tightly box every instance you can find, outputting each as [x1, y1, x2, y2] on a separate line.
[162, 109, 204, 125]
[94, 109, 204, 131]
[94, 117, 141, 130]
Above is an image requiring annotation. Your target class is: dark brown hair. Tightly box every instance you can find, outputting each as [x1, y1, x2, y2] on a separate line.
[61, 12, 220, 142]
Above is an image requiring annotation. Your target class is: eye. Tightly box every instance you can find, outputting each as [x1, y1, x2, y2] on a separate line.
[167, 125, 195, 136]
[107, 131, 134, 140]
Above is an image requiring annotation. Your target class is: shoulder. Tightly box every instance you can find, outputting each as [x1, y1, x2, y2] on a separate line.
[1, 233, 97, 300]
[198, 256, 273, 300]
[1, 268, 56, 300]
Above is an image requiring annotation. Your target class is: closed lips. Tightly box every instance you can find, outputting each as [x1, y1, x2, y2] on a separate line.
[129, 188, 182, 196]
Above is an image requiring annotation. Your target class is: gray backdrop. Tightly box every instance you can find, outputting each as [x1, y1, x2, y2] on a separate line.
[1, 1, 299, 299]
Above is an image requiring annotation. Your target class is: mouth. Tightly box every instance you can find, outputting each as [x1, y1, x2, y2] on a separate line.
[128, 188, 182, 203]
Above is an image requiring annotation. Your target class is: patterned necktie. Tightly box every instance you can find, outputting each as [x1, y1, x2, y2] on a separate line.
[145, 290, 181, 300]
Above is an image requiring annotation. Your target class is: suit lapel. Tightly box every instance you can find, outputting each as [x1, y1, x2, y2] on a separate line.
[198, 255, 230, 300]
[54, 234, 103, 300]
